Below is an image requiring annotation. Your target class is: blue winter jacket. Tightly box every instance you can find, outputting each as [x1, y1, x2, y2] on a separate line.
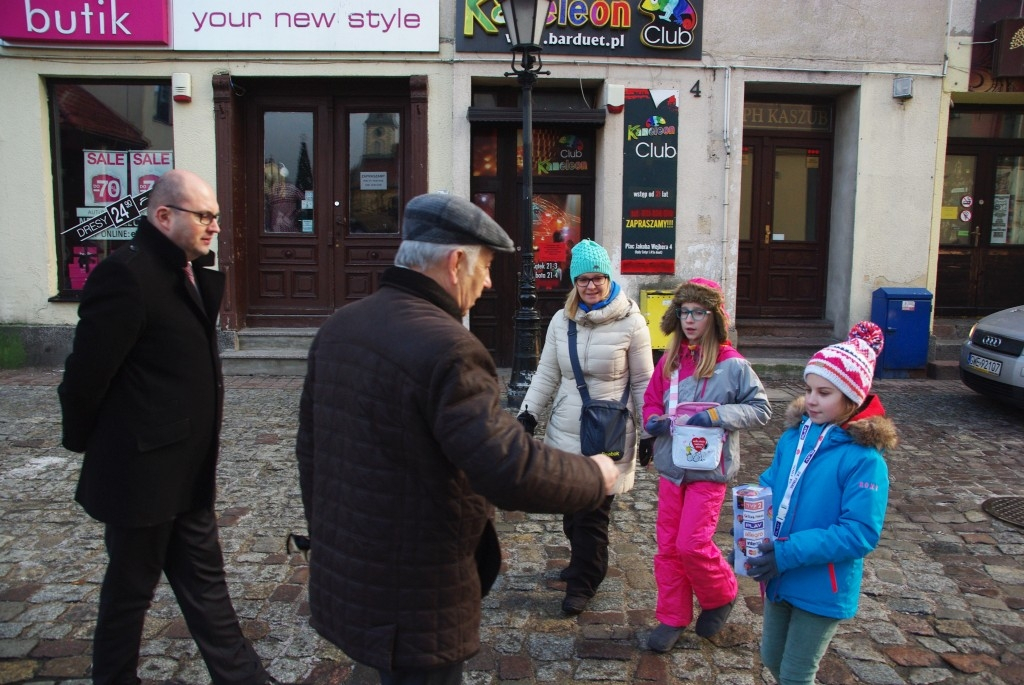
[759, 395, 896, 620]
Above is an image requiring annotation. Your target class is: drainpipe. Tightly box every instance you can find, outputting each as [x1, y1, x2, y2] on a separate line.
[721, 67, 733, 318]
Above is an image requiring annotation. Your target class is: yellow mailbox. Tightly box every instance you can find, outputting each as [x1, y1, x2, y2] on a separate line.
[640, 289, 675, 351]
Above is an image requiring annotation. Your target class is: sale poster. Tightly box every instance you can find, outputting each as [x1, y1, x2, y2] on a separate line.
[130, 150, 174, 194]
[84, 150, 129, 207]
[621, 89, 679, 274]
[71, 149, 168, 241]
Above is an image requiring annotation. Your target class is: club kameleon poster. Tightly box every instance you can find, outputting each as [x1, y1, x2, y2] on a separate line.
[621, 88, 678, 274]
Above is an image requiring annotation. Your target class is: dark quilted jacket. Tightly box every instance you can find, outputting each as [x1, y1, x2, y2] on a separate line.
[296, 266, 606, 671]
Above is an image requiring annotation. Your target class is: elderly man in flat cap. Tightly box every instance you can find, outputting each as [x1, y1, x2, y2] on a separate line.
[296, 193, 618, 685]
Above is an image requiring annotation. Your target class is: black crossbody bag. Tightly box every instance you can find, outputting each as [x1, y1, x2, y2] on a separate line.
[568, 320, 631, 461]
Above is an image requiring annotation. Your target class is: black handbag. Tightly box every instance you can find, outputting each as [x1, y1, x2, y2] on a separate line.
[568, 320, 631, 460]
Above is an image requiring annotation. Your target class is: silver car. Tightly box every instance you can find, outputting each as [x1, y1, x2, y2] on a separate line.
[959, 306, 1024, 408]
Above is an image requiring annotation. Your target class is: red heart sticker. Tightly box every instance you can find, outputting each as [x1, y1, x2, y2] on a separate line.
[691, 437, 708, 451]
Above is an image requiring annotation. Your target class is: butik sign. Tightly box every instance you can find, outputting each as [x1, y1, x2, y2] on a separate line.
[0, 0, 170, 45]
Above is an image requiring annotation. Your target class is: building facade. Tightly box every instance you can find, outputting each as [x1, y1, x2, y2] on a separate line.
[3, 0, 1015, 369]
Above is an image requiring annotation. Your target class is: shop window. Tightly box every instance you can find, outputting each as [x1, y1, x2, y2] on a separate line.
[994, 156, 1024, 245]
[48, 80, 174, 298]
[348, 112, 401, 234]
[263, 112, 314, 234]
[948, 110, 1024, 139]
[472, 129, 498, 177]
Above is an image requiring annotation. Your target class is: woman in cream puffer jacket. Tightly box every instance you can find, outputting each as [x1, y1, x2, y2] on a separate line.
[520, 239, 653, 615]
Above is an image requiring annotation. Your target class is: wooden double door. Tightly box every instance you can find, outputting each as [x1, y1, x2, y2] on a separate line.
[737, 135, 833, 318]
[238, 79, 425, 327]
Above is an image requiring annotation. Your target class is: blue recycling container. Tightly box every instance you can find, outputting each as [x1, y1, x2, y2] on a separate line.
[870, 287, 933, 378]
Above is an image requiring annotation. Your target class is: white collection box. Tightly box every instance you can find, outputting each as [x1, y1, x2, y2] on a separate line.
[732, 485, 773, 577]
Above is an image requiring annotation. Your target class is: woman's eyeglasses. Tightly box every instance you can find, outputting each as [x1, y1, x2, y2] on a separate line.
[575, 275, 608, 288]
[677, 308, 710, 321]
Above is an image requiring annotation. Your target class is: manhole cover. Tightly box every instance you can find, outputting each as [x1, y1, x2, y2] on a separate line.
[982, 497, 1024, 528]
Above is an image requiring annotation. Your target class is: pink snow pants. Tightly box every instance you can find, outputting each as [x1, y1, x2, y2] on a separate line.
[654, 477, 737, 627]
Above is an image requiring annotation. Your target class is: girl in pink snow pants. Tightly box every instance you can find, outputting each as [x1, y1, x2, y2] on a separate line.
[641, 278, 771, 652]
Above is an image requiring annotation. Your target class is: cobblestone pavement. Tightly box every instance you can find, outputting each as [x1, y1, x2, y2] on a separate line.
[1, 369, 1022, 685]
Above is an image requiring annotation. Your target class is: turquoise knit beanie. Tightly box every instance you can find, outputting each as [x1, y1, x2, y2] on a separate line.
[570, 239, 612, 281]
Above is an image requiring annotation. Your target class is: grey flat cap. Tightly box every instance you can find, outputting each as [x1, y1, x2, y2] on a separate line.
[402, 193, 515, 252]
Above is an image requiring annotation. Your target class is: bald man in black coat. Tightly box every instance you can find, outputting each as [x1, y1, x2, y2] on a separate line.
[60, 169, 274, 685]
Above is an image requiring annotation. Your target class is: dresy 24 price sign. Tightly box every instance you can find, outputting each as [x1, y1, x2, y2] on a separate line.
[63, 191, 151, 241]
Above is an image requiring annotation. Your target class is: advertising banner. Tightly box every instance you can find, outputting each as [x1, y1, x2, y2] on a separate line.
[0, 0, 169, 45]
[63, 190, 151, 242]
[173, 0, 439, 52]
[621, 88, 678, 274]
[457, 0, 702, 60]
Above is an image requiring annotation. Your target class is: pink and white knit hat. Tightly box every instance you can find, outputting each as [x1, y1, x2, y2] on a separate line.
[804, 322, 885, 406]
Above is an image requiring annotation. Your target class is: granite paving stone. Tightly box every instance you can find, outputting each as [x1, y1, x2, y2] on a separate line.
[1, 370, 1022, 684]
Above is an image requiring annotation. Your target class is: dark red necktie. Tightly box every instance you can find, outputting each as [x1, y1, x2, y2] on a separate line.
[183, 262, 203, 303]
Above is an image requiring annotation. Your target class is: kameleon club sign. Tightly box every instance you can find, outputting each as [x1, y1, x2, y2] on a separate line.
[456, 0, 702, 59]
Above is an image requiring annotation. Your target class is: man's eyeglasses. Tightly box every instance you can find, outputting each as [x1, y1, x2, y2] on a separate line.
[575, 275, 608, 287]
[167, 205, 220, 226]
[677, 308, 710, 321]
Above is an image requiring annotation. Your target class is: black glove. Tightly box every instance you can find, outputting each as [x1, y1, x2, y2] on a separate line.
[638, 437, 655, 467]
[747, 539, 779, 583]
[517, 410, 538, 436]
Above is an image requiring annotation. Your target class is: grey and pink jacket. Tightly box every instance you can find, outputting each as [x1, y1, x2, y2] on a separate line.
[642, 342, 771, 484]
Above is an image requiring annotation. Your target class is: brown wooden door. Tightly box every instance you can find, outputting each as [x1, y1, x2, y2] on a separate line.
[737, 136, 832, 318]
[242, 83, 413, 327]
[936, 149, 1024, 315]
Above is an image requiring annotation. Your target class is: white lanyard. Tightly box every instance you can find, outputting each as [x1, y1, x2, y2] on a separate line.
[667, 366, 708, 416]
[772, 420, 834, 538]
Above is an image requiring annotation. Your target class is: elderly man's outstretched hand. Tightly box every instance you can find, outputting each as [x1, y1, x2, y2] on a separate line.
[589, 454, 619, 494]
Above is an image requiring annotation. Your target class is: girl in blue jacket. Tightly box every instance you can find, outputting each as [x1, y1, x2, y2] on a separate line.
[748, 322, 896, 685]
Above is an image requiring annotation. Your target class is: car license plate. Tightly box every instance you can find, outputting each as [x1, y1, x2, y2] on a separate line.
[968, 353, 1002, 376]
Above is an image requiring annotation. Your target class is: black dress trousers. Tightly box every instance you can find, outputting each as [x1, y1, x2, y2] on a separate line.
[92, 507, 268, 685]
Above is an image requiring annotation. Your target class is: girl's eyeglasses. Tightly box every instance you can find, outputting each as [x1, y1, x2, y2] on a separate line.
[677, 308, 710, 321]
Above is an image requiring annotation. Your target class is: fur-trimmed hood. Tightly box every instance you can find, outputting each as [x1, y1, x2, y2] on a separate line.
[784, 394, 898, 452]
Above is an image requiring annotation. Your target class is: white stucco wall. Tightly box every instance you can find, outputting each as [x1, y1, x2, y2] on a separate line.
[0, 72, 57, 323]
[0, 0, 961, 334]
[705, 0, 948, 67]
[847, 74, 945, 319]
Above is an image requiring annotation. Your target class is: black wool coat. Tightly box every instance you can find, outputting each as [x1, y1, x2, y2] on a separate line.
[59, 217, 225, 527]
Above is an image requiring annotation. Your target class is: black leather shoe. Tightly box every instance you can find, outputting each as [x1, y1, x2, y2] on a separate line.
[561, 594, 589, 615]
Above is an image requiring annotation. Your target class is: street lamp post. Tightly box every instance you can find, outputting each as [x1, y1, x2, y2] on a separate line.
[502, 0, 550, 410]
